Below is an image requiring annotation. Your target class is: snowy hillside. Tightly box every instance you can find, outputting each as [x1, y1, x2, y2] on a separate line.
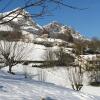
[0, 68, 100, 100]
[0, 8, 42, 40]
[43, 21, 87, 41]
[0, 8, 88, 42]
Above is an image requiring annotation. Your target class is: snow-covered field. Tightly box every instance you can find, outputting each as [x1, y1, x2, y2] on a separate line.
[0, 65, 100, 100]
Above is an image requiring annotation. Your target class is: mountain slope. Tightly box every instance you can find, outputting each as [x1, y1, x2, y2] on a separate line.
[43, 21, 87, 41]
[0, 8, 42, 40]
[0, 8, 88, 42]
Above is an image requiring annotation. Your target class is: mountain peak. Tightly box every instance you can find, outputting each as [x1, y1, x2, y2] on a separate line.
[0, 8, 88, 42]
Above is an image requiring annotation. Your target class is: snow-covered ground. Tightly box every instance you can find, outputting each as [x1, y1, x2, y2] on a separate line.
[0, 69, 99, 100]
[0, 65, 100, 100]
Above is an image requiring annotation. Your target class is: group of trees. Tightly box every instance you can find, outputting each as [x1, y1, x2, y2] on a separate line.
[43, 47, 84, 91]
[43, 47, 74, 67]
[74, 38, 100, 55]
[87, 38, 100, 54]
[74, 38, 100, 88]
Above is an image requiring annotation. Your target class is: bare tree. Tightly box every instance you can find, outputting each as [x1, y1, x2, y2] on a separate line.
[67, 66, 83, 91]
[0, 40, 32, 74]
[67, 41, 86, 91]
[43, 48, 56, 67]
[23, 62, 29, 78]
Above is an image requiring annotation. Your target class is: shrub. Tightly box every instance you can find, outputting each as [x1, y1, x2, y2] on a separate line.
[68, 67, 83, 91]
[89, 81, 100, 86]
[0, 31, 22, 41]
[55, 47, 74, 66]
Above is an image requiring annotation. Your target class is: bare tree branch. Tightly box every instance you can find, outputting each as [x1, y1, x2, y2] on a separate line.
[0, 0, 45, 20]
[50, 0, 88, 10]
[0, 0, 87, 24]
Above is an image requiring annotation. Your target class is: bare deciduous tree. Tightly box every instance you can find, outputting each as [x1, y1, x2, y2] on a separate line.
[43, 48, 56, 67]
[0, 40, 32, 74]
[67, 66, 83, 91]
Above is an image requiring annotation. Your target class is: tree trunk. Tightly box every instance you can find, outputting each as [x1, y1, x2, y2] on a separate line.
[8, 65, 15, 75]
[9, 65, 12, 73]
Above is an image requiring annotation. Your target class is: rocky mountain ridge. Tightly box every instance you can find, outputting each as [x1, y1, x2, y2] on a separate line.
[0, 8, 88, 42]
